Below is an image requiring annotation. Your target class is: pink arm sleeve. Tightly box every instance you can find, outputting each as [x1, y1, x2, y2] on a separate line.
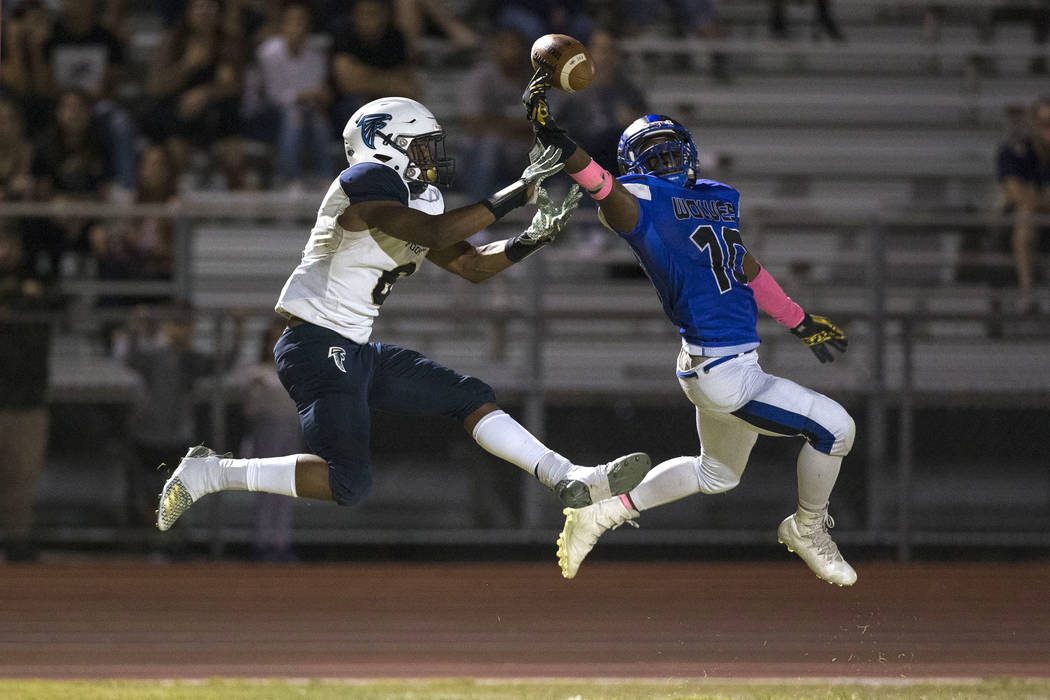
[569, 159, 614, 200]
[749, 267, 805, 328]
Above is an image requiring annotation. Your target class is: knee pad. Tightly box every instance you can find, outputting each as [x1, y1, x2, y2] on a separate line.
[814, 407, 856, 457]
[696, 455, 741, 494]
[826, 410, 856, 457]
[803, 396, 856, 457]
[326, 459, 373, 507]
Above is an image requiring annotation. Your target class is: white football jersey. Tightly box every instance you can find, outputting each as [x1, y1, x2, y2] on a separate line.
[275, 166, 444, 343]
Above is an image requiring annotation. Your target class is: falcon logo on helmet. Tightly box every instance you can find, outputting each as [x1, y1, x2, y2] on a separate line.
[356, 113, 392, 149]
[617, 114, 700, 187]
[343, 98, 455, 188]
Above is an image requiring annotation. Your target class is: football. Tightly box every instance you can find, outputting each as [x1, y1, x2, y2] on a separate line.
[530, 33, 595, 93]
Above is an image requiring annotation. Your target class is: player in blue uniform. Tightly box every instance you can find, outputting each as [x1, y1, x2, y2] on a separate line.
[156, 97, 652, 532]
[522, 74, 857, 586]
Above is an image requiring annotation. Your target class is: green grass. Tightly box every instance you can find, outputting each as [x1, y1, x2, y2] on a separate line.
[1, 678, 1049, 700]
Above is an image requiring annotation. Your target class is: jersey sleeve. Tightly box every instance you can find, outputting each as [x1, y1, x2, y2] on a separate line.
[611, 179, 652, 238]
[339, 163, 409, 206]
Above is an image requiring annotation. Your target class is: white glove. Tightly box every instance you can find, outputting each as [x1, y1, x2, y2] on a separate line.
[520, 184, 583, 245]
[521, 144, 564, 194]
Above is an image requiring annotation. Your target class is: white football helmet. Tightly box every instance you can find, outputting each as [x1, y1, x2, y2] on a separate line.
[342, 97, 455, 188]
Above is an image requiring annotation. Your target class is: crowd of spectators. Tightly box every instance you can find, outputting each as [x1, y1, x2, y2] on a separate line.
[0, 1, 625, 281]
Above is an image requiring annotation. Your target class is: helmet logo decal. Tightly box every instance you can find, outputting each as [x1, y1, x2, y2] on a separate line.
[356, 113, 392, 149]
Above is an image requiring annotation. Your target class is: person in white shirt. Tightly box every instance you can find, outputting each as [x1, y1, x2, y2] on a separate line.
[253, 2, 333, 187]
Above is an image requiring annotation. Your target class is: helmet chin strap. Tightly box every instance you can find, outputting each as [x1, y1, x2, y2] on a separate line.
[404, 166, 438, 183]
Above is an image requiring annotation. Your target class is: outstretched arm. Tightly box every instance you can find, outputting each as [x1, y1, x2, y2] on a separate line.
[339, 146, 566, 251]
[427, 184, 582, 283]
[523, 70, 640, 233]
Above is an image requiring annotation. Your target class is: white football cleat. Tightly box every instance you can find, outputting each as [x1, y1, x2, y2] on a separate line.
[555, 452, 651, 508]
[156, 445, 229, 531]
[777, 506, 857, 586]
[557, 497, 638, 579]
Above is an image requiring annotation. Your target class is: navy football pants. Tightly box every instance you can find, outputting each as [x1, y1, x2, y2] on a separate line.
[274, 322, 495, 505]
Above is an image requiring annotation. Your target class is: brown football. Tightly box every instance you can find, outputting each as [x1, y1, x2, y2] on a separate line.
[530, 33, 595, 93]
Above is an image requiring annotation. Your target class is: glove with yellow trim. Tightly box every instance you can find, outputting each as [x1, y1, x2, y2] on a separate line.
[790, 313, 848, 363]
[522, 68, 577, 160]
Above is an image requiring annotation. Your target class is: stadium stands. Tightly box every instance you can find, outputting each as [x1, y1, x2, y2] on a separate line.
[4, 2, 1048, 551]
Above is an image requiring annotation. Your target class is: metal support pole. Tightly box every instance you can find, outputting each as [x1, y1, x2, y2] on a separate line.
[173, 214, 193, 302]
[897, 317, 914, 561]
[865, 221, 887, 536]
[207, 310, 227, 560]
[521, 255, 548, 530]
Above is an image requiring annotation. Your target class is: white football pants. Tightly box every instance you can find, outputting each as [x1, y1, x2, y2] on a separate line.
[627, 347, 855, 513]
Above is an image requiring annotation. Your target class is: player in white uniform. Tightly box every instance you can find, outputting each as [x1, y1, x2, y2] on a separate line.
[157, 97, 652, 531]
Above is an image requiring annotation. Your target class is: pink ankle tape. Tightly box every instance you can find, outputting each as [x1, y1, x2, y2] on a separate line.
[749, 267, 805, 328]
[570, 159, 614, 200]
[619, 493, 634, 511]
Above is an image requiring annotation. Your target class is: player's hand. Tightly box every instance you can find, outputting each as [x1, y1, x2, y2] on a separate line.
[790, 313, 848, 363]
[522, 68, 577, 159]
[520, 184, 583, 245]
[520, 144, 565, 191]
[523, 67, 555, 127]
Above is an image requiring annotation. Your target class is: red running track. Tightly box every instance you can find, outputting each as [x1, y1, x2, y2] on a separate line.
[1, 561, 1047, 679]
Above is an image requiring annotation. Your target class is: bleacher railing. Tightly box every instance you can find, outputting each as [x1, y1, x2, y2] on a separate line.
[2, 200, 1048, 557]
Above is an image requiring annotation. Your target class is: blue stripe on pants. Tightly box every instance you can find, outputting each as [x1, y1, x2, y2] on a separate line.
[731, 400, 837, 454]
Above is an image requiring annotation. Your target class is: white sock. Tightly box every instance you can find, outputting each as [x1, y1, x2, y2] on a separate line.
[796, 443, 841, 512]
[217, 455, 299, 497]
[472, 410, 571, 488]
[627, 456, 702, 511]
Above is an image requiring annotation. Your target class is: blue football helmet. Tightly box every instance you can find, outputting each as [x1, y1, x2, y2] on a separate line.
[617, 115, 699, 186]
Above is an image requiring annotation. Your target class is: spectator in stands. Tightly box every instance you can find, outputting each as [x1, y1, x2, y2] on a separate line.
[31, 88, 113, 279]
[89, 144, 178, 317]
[457, 27, 535, 201]
[770, 0, 844, 41]
[0, 0, 54, 135]
[38, 0, 138, 194]
[552, 26, 648, 255]
[112, 302, 243, 527]
[485, 0, 594, 41]
[0, 226, 61, 563]
[393, 0, 480, 59]
[33, 88, 113, 201]
[0, 97, 37, 202]
[556, 27, 648, 176]
[141, 0, 248, 190]
[238, 316, 302, 562]
[328, 0, 419, 136]
[997, 95, 1050, 314]
[246, 1, 333, 190]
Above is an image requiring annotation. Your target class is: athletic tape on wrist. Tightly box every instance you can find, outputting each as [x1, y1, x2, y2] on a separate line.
[749, 267, 806, 328]
[504, 233, 548, 262]
[482, 179, 529, 220]
[569, 159, 614, 200]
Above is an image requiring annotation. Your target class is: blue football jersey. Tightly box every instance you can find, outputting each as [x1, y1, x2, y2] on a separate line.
[615, 173, 760, 354]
